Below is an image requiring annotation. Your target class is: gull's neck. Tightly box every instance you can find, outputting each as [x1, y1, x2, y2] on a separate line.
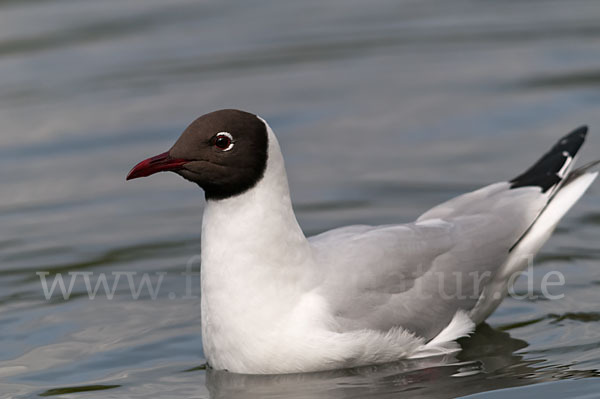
[201, 122, 309, 261]
[199, 122, 313, 370]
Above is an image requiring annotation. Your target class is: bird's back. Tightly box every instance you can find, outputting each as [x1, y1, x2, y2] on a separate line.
[309, 127, 597, 340]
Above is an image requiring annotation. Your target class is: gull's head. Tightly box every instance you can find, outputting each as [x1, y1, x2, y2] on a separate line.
[127, 109, 269, 200]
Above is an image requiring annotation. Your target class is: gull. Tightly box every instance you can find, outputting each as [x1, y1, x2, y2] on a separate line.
[127, 109, 598, 374]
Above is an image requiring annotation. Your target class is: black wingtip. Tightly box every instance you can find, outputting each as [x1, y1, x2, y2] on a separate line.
[510, 125, 589, 192]
[563, 125, 587, 142]
[551, 125, 587, 154]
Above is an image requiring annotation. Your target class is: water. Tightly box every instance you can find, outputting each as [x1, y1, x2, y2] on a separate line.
[1, 0, 600, 397]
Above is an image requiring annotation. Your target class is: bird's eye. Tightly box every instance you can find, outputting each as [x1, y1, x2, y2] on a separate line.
[213, 132, 234, 151]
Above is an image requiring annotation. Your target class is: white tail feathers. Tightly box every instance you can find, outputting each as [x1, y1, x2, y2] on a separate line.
[512, 167, 598, 256]
[411, 311, 475, 358]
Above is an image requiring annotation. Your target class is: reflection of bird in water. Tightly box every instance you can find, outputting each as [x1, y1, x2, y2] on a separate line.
[205, 323, 596, 399]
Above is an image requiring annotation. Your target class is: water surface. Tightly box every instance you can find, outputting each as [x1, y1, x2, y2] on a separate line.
[1, 0, 600, 397]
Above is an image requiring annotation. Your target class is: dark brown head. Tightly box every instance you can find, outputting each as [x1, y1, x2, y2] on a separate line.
[127, 109, 269, 200]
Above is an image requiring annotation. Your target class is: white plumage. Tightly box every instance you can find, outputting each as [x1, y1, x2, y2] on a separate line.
[198, 120, 597, 374]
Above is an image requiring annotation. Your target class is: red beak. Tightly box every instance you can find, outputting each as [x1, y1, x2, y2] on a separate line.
[126, 151, 191, 180]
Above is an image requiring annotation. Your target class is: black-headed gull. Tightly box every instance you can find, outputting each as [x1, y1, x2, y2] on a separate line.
[127, 109, 598, 374]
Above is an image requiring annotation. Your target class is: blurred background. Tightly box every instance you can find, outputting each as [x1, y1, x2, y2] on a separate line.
[1, 0, 600, 397]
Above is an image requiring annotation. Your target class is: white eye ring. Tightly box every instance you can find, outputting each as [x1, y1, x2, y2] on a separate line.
[214, 132, 235, 151]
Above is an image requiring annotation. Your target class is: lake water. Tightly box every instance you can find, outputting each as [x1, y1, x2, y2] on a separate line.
[1, 0, 600, 397]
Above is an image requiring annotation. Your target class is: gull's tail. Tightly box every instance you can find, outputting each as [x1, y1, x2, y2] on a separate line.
[509, 127, 598, 252]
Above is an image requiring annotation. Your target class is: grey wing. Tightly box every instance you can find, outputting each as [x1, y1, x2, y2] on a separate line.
[309, 182, 547, 340]
[309, 126, 591, 340]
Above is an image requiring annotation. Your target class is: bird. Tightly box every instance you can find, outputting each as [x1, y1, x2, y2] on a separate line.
[127, 109, 599, 374]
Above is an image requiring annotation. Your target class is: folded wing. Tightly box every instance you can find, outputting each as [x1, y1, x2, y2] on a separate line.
[309, 126, 597, 340]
